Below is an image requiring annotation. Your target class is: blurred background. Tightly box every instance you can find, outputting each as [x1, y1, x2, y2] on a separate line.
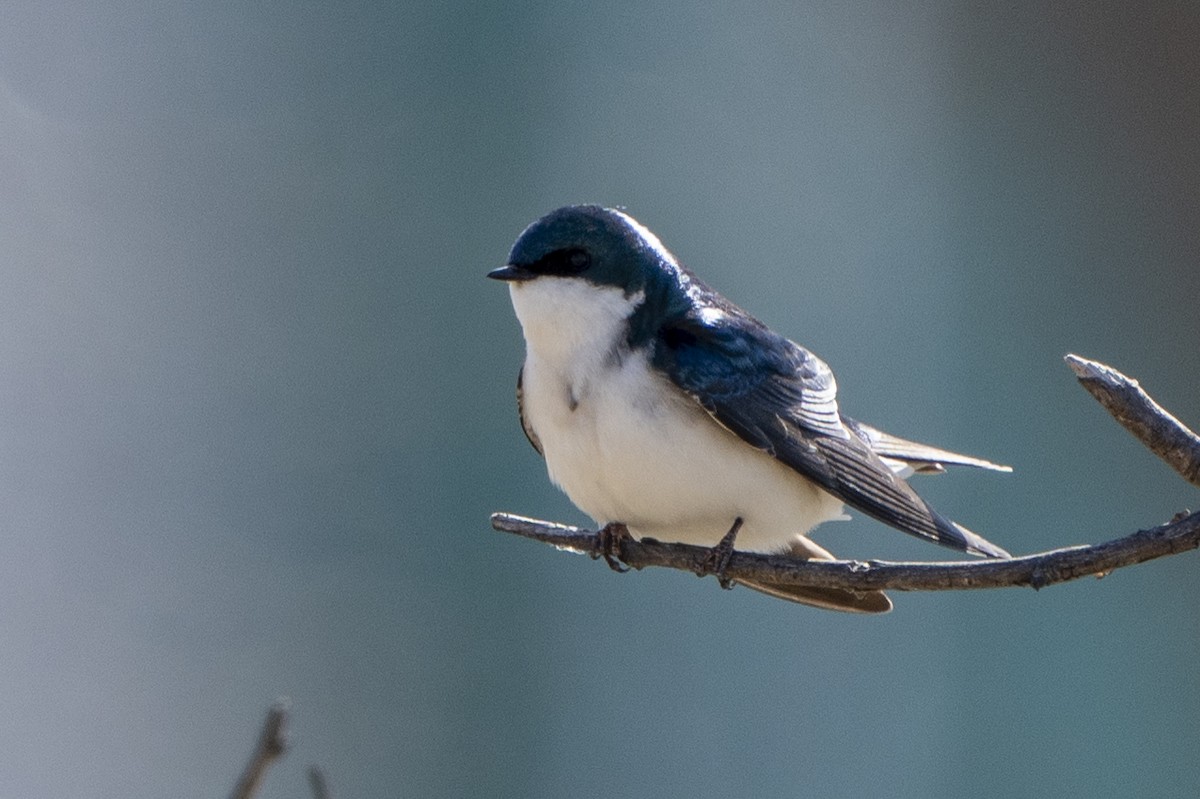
[1, 2, 1198, 797]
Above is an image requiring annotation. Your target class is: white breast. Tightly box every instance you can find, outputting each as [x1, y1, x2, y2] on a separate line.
[509, 278, 846, 554]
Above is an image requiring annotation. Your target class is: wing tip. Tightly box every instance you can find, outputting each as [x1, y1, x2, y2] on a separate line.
[949, 520, 1011, 559]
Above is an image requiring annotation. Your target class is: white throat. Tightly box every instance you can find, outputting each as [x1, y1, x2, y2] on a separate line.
[508, 278, 644, 373]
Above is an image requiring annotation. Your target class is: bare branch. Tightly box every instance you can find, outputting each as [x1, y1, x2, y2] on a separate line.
[1066, 353, 1200, 488]
[229, 699, 291, 799]
[491, 510, 1200, 591]
[491, 356, 1200, 596]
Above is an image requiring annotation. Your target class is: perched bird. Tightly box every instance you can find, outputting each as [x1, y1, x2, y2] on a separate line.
[489, 205, 1010, 613]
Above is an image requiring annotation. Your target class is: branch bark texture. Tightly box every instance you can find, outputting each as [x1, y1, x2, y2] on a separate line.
[1066, 354, 1200, 488]
[491, 355, 1200, 595]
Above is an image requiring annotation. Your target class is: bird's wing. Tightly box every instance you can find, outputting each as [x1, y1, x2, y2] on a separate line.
[652, 309, 1008, 558]
[516, 366, 543, 456]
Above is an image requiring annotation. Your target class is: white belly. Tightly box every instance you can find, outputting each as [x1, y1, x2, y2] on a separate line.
[521, 349, 846, 554]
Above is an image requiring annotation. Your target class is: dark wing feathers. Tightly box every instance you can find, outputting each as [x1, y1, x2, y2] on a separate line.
[657, 313, 847, 447]
[653, 310, 1009, 559]
[803, 432, 1009, 557]
[516, 366, 543, 456]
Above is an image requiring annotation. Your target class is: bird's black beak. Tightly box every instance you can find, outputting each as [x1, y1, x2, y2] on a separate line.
[487, 264, 536, 282]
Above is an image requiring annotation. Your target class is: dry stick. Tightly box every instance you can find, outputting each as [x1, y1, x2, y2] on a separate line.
[1066, 354, 1200, 489]
[490, 355, 1200, 594]
[229, 699, 291, 799]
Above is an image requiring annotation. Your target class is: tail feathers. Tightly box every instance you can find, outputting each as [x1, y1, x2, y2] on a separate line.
[737, 578, 893, 613]
[736, 538, 892, 614]
[733, 518, 1008, 611]
[847, 419, 1012, 474]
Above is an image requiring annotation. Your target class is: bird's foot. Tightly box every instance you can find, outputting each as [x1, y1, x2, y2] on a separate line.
[698, 517, 743, 589]
[592, 522, 631, 573]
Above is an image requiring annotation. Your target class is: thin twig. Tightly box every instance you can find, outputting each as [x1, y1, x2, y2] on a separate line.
[1066, 353, 1200, 488]
[491, 356, 1200, 595]
[229, 699, 291, 799]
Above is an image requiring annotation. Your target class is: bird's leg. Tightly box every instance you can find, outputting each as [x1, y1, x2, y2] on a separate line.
[592, 522, 631, 573]
[698, 517, 743, 589]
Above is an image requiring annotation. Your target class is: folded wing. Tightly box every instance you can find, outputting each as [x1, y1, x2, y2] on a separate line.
[652, 307, 1009, 559]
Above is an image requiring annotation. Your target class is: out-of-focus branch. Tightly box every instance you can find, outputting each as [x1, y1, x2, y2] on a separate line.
[308, 766, 332, 799]
[491, 355, 1200, 596]
[229, 699, 290, 799]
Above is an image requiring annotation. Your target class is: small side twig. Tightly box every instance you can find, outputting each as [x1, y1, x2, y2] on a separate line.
[491, 355, 1200, 597]
[229, 699, 291, 799]
[1066, 354, 1200, 488]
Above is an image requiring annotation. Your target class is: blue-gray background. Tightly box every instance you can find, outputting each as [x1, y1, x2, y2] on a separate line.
[2, 3, 1198, 797]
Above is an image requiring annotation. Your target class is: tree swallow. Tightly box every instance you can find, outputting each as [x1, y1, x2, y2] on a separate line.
[489, 205, 1011, 613]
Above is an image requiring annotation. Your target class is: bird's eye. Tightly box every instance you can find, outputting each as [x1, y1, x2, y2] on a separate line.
[568, 250, 590, 271]
[535, 247, 591, 276]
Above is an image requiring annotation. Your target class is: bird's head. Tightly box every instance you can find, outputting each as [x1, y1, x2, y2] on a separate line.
[489, 206, 689, 356]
